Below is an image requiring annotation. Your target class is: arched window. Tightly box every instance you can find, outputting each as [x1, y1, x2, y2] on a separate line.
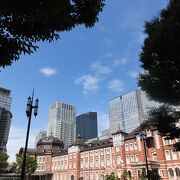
[175, 167, 180, 177]
[168, 168, 174, 177]
[71, 175, 74, 180]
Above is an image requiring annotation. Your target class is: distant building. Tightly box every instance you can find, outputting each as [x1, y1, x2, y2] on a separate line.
[76, 112, 97, 142]
[47, 101, 76, 148]
[18, 135, 64, 179]
[109, 89, 160, 133]
[0, 87, 12, 152]
[0, 87, 12, 111]
[35, 130, 47, 148]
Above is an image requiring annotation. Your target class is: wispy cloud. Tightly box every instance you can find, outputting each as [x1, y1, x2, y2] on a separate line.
[128, 71, 139, 79]
[101, 53, 113, 59]
[98, 112, 109, 136]
[39, 67, 58, 77]
[113, 58, 128, 67]
[74, 75, 100, 95]
[7, 126, 38, 163]
[108, 79, 123, 92]
[104, 37, 114, 45]
[91, 61, 112, 75]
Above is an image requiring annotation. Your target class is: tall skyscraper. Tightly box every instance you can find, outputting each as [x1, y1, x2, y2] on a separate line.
[47, 101, 76, 148]
[0, 87, 12, 152]
[0, 87, 12, 111]
[35, 130, 47, 148]
[76, 112, 97, 142]
[109, 89, 159, 133]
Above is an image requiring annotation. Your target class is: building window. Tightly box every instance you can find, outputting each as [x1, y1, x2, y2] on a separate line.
[165, 150, 171, 160]
[169, 139, 174, 144]
[117, 156, 121, 165]
[131, 155, 135, 162]
[107, 159, 110, 166]
[162, 138, 169, 145]
[172, 150, 177, 160]
[134, 142, 137, 150]
[152, 153, 157, 161]
[73, 160, 76, 168]
[129, 143, 133, 151]
[125, 144, 129, 151]
[126, 155, 130, 164]
[81, 161, 83, 168]
[175, 167, 180, 177]
[135, 154, 139, 162]
[168, 168, 174, 177]
[101, 159, 104, 166]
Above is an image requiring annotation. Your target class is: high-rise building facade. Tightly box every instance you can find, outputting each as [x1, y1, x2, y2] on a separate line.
[109, 89, 159, 133]
[0, 87, 12, 152]
[76, 112, 97, 142]
[47, 101, 76, 148]
[35, 130, 47, 148]
[0, 87, 12, 111]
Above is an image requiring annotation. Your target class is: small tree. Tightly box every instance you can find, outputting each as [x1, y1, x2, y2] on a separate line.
[0, 151, 9, 170]
[13, 155, 37, 175]
[121, 170, 132, 180]
[107, 172, 117, 180]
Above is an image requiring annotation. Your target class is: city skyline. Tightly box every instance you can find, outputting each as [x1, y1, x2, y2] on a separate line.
[0, 0, 168, 162]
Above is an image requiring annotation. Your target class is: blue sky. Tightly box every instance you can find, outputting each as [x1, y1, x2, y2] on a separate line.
[0, 0, 168, 162]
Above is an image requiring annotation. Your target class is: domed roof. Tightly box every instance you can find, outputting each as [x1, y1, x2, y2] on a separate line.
[37, 135, 63, 146]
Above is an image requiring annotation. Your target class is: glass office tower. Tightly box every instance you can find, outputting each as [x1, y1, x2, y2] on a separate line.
[109, 90, 159, 133]
[76, 112, 97, 142]
[47, 101, 76, 148]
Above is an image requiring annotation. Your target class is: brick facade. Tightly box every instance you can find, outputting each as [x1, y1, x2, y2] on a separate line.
[33, 124, 180, 180]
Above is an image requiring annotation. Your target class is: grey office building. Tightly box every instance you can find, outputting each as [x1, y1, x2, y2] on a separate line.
[47, 101, 76, 148]
[109, 90, 159, 133]
[76, 112, 97, 142]
[0, 87, 12, 152]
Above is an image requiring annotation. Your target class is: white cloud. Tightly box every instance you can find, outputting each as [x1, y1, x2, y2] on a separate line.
[108, 79, 123, 92]
[128, 71, 139, 79]
[113, 58, 128, 67]
[98, 112, 109, 136]
[74, 75, 100, 95]
[39, 67, 58, 77]
[91, 61, 112, 75]
[7, 126, 38, 163]
[101, 53, 113, 59]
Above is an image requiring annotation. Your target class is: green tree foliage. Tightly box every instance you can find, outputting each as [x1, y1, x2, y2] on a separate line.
[138, 0, 180, 150]
[13, 155, 37, 175]
[0, 151, 9, 170]
[107, 172, 117, 180]
[120, 170, 132, 180]
[0, 0, 105, 68]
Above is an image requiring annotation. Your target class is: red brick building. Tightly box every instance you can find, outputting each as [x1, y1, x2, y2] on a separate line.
[22, 122, 180, 180]
[50, 122, 180, 180]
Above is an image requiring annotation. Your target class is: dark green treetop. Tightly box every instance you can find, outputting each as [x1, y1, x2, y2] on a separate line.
[12, 155, 37, 174]
[139, 0, 180, 150]
[0, 151, 9, 170]
[0, 0, 105, 67]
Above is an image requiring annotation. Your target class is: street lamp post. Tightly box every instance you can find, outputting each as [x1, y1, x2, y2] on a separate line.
[20, 90, 39, 180]
[140, 131, 150, 180]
